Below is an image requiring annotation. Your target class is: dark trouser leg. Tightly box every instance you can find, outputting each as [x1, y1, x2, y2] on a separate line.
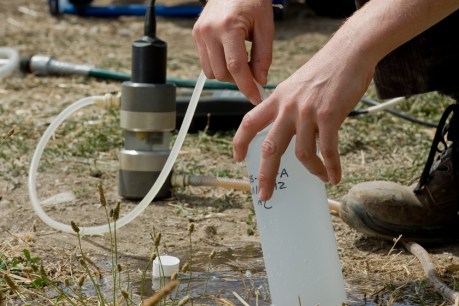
[355, 0, 459, 99]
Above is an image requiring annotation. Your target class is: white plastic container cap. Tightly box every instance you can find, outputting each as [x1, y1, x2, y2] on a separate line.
[152, 255, 180, 278]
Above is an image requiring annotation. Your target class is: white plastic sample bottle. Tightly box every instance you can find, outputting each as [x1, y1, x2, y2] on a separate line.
[246, 126, 346, 305]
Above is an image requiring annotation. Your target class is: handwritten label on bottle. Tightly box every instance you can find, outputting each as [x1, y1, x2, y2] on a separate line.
[249, 168, 289, 210]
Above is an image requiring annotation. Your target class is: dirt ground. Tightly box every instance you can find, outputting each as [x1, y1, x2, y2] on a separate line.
[2, 1, 459, 305]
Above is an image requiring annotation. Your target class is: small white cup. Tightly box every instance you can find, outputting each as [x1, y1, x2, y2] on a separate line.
[152, 255, 180, 278]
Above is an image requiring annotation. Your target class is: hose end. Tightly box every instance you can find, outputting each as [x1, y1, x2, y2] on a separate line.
[170, 173, 189, 188]
[94, 91, 121, 108]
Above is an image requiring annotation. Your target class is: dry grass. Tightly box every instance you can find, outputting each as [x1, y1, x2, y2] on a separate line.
[2, 1, 459, 305]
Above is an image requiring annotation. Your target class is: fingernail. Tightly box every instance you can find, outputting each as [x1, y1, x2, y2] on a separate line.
[250, 96, 261, 105]
[233, 153, 242, 162]
[258, 188, 266, 201]
[329, 175, 340, 185]
[258, 70, 268, 85]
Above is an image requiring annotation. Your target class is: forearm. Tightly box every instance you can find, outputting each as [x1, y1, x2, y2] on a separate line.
[330, 0, 459, 67]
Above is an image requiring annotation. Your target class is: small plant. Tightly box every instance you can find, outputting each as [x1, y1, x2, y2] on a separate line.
[184, 222, 194, 297]
[203, 249, 216, 296]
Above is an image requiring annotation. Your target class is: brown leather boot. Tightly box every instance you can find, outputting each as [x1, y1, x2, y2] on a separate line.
[340, 104, 459, 243]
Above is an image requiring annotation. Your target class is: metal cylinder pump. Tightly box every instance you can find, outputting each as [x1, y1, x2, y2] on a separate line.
[119, 0, 176, 199]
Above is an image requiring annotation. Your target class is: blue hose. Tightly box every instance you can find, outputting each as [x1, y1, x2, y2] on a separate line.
[51, 1, 203, 17]
[49, 0, 287, 19]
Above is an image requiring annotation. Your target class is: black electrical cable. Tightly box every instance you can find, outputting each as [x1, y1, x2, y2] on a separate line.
[349, 97, 438, 128]
[145, 0, 156, 37]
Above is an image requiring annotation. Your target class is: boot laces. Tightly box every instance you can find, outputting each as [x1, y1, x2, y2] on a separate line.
[414, 104, 459, 193]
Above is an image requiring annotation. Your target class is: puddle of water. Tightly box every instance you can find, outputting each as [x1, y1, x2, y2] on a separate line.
[346, 279, 420, 306]
[86, 245, 432, 305]
[138, 270, 271, 305]
[134, 244, 272, 304]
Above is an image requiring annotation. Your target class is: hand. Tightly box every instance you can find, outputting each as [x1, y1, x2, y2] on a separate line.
[233, 42, 375, 201]
[192, 0, 274, 104]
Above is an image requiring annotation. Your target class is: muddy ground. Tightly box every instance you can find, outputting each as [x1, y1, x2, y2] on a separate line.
[1, 1, 459, 305]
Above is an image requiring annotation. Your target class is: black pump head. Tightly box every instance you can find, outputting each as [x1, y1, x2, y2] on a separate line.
[131, 0, 167, 84]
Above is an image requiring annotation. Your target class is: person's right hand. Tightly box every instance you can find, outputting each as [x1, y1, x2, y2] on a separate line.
[192, 0, 275, 104]
[232, 40, 375, 201]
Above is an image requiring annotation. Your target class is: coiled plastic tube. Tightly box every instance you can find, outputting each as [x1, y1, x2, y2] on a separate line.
[0, 47, 19, 80]
[28, 71, 207, 235]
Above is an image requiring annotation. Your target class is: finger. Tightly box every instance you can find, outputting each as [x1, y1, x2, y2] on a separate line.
[257, 120, 294, 201]
[250, 17, 274, 85]
[192, 24, 215, 79]
[193, 36, 214, 79]
[222, 33, 261, 104]
[295, 120, 329, 183]
[206, 40, 234, 83]
[233, 100, 276, 162]
[317, 123, 341, 184]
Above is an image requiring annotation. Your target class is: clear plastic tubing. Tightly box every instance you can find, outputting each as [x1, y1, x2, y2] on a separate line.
[246, 85, 346, 305]
[0, 47, 19, 80]
[28, 71, 207, 235]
